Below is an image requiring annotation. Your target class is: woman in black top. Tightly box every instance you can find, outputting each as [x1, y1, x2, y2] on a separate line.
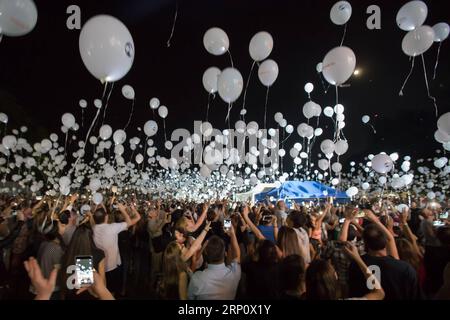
[60, 223, 106, 300]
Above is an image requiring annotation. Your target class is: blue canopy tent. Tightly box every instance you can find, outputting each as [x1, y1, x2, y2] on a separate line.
[254, 181, 350, 204]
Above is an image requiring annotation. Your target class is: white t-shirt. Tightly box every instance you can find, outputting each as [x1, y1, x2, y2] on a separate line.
[294, 227, 311, 264]
[93, 222, 128, 272]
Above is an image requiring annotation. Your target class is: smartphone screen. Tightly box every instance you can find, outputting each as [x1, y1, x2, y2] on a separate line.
[75, 256, 94, 288]
[440, 212, 449, 220]
[339, 218, 345, 224]
[224, 219, 232, 230]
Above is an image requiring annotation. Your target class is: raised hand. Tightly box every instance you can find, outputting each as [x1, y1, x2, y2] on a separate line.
[24, 257, 58, 300]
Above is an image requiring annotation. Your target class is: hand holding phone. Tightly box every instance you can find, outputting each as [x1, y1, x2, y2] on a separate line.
[224, 219, 232, 231]
[75, 255, 94, 289]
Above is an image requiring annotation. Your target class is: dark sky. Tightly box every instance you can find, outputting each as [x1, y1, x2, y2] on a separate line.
[1, 0, 449, 167]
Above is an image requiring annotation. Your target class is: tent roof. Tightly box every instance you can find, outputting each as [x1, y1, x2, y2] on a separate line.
[255, 181, 349, 202]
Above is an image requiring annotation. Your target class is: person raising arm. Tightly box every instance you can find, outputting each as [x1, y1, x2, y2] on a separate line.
[117, 203, 141, 228]
[364, 209, 399, 260]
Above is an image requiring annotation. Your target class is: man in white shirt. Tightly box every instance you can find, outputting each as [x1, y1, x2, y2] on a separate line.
[93, 203, 141, 295]
[188, 226, 241, 300]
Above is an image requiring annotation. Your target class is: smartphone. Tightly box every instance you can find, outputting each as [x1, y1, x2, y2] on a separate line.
[440, 212, 449, 220]
[339, 218, 345, 224]
[35, 196, 43, 201]
[75, 255, 94, 288]
[262, 215, 273, 223]
[224, 219, 232, 230]
[433, 221, 445, 227]
[355, 211, 366, 219]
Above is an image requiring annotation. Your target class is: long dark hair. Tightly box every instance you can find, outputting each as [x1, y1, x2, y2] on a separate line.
[305, 259, 340, 300]
[60, 224, 99, 297]
[162, 241, 188, 300]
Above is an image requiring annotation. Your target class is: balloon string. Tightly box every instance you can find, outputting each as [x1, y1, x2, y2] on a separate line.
[163, 119, 167, 142]
[369, 124, 377, 134]
[64, 132, 68, 160]
[433, 42, 442, 81]
[227, 49, 234, 68]
[399, 56, 415, 96]
[206, 93, 215, 122]
[81, 109, 84, 132]
[225, 103, 233, 123]
[263, 86, 270, 130]
[166, 0, 179, 48]
[123, 97, 135, 130]
[340, 23, 347, 47]
[281, 133, 292, 144]
[101, 82, 114, 126]
[421, 54, 439, 118]
[241, 60, 256, 119]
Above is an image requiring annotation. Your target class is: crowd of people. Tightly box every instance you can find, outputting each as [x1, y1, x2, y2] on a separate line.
[0, 192, 449, 300]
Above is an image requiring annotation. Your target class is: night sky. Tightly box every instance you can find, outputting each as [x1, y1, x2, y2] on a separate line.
[1, 0, 449, 169]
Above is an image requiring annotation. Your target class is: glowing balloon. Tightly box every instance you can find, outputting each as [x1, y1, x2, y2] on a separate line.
[99, 125, 112, 141]
[249, 31, 273, 62]
[257, 59, 279, 87]
[203, 27, 229, 56]
[144, 120, 158, 137]
[158, 106, 168, 119]
[217, 68, 244, 103]
[433, 23, 450, 42]
[322, 46, 356, 86]
[396, 1, 428, 31]
[372, 153, 394, 174]
[0, 0, 37, 37]
[330, 1, 352, 26]
[402, 26, 435, 56]
[202, 67, 221, 94]
[79, 15, 135, 82]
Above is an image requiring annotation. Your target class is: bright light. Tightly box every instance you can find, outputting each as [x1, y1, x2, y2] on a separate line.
[354, 69, 360, 76]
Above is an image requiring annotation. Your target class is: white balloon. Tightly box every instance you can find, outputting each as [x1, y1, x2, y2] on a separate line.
[318, 159, 329, 171]
[332, 162, 342, 173]
[89, 178, 101, 192]
[362, 115, 370, 124]
[433, 23, 450, 42]
[321, 139, 335, 155]
[258, 59, 279, 87]
[113, 129, 126, 145]
[217, 68, 244, 103]
[437, 112, 450, 135]
[94, 99, 102, 109]
[135, 153, 144, 164]
[203, 27, 229, 56]
[303, 101, 318, 119]
[79, 99, 87, 109]
[149, 97, 160, 110]
[61, 113, 75, 128]
[58, 176, 71, 188]
[316, 63, 323, 73]
[334, 104, 344, 114]
[99, 125, 112, 141]
[346, 186, 358, 197]
[2, 135, 17, 150]
[334, 140, 349, 155]
[274, 112, 283, 123]
[314, 128, 323, 136]
[249, 31, 273, 62]
[79, 15, 135, 82]
[330, 1, 352, 26]
[285, 125, 294, 134]
[362, 182, 370, 190]
[304, 83, 314, 94]
[402, 26, 435, 56]
[92, 192, 103, 205]
[158, 106, 168, 119]
[372, 153, 394, 174]
[435, 130, 450, 144]
[0, 0, 37, 37]
[121, 85, 135, 100]
[165, 141, 173, 150]
[202, 67, 221, 94]
[322, 46, 356, 86]
[396, 0, 428, 31]
[143, 120, 158, 137]
[324, 107, 334, 117]
[390, 153, 399, 162]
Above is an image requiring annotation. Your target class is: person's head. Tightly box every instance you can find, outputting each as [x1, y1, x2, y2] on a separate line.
[0, 221, 9, 240]
[162, 241, 188, 299]
[289, 210, 308, 229]
[277, 227, 302, 257]
[258, 240, 278, 265]
[396, 237, 420, 270]
[362, 223, 387, 255]
[280, 255, 306, 293]
[276, 200, 286, 212]
[93, 208, 108, 224]
[437, 226, 450, 247]
[174, 217, 189, 244]
[207, 209, 218, 222]
[204, 235, 225, 264]
[305, 259, 339, 300]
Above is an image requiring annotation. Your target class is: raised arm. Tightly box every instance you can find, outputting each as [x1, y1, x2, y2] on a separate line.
[339, 207, 357, 242]
[181, 221, 211, 262]
[225, 225, 241, 263]
[188, 203, 208, 233]
[241, 206, 265, 241]
[364, 209, 399, 260]
[400, 208, 423, 258]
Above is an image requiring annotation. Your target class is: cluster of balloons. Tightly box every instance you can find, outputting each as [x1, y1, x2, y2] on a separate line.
[397, 1, 448, 56]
